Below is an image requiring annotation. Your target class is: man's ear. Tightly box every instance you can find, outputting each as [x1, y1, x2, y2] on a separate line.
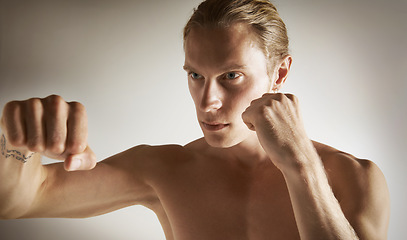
[272, 55, 292, 92]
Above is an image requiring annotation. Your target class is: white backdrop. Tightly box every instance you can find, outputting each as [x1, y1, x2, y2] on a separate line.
[0, 0, 406, 239]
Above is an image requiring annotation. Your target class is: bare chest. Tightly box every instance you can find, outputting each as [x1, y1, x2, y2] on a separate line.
[150, 162, 300, 240]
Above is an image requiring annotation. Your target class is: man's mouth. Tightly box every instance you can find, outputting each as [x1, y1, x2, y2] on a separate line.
[201, 122, 230, 131]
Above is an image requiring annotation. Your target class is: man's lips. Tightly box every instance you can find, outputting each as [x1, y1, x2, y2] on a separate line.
[201, 122, 230, 131]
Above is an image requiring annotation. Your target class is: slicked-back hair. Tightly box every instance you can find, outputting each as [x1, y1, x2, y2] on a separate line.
[183, 0, 290, 65]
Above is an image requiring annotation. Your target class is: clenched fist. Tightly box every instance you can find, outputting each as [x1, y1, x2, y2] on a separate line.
[242, 93, 316, 170]
[0, 95, 96, 171]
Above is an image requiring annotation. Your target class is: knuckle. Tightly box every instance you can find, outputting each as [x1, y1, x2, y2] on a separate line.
[25, 98, 44, 119]
[274, 92, 284, 100]
[4, 101, 20, 113]
[45, 95, 67, 112]
[285, 93, 293, 99]
[67, 141, 86, 154]
[26, 98, 42, 109]
[3, 101, 22, 120]
[285, 93, 298, 104]
[1, 102, 21, 130]
[68, 101, 86, 115]
[265, 98, 274, 106]
[46, 94, 64, 103]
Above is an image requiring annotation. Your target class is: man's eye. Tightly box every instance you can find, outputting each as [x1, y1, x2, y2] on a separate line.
[190, 72, 202, 79]
[225, 72, 239, 79]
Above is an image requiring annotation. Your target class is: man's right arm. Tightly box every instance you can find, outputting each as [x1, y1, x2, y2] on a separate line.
[0, 95, 156, 219]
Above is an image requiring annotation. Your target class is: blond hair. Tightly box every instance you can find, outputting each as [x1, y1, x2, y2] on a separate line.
[183, 0, 289, 64]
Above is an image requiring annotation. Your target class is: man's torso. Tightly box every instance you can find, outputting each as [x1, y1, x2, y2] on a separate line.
[138, 139, 350, 239]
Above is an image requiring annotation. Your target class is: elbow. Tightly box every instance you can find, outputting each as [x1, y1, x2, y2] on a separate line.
[0, 211, 20, 220]
[0, 200, 31, 220]
[0, 207, 26, 220]
[0, 214, 17, 220]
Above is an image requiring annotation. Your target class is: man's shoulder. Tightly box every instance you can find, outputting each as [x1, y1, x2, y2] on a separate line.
[128, 137, 205, 152]
[126, 143, 191, 163]
[312, 140, 378, 175]
[123, 138, 206, 167]
[312, 140, 386, 199]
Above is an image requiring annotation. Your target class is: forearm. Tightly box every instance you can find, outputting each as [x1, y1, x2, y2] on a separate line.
[0, 133, 46, 219]
[282, 147, 358, 240]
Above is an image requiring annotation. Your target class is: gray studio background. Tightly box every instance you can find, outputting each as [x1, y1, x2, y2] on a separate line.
[0, 0, 406, 239]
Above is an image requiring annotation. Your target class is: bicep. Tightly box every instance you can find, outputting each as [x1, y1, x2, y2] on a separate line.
[338, 160, 390, 239]
[23, 146, 156, 218]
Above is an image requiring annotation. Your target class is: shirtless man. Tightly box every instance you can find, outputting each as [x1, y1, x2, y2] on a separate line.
[0, 0, 390, 239]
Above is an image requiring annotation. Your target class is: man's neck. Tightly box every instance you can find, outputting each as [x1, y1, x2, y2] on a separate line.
[209, 133, 271, 168]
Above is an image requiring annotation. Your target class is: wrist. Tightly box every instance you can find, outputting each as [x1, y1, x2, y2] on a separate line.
[1, 134, 35, 164]
[278, 140, 322, 176]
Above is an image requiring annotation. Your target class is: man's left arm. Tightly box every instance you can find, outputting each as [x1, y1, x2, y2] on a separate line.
[281, 146, 390, 240]
[242, 93, 390, 240]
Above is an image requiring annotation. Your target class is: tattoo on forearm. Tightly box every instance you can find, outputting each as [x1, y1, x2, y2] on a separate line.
[1, 134, 34, 163]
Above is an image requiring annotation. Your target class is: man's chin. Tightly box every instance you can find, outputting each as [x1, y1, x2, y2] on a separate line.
[203, 134, 241, 149]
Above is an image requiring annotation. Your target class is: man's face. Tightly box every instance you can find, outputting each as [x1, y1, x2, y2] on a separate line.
[184, 23, 271, 148]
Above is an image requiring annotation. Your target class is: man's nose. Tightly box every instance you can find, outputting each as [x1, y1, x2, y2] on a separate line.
[200, 81, 222, 112]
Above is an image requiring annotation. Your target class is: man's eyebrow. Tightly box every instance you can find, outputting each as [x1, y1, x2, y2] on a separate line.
[183, 64, 248, 72]
[219, 64, 248, 72]
[183, 65, 193, 72]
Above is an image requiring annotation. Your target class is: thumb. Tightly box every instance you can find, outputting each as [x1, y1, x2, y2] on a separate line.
[64, 146, 97, 171]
